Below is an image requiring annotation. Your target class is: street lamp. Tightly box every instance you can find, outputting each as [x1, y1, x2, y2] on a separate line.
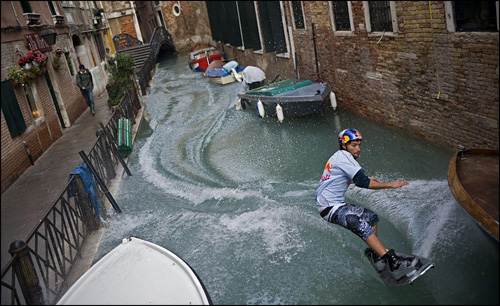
[41, 30, 57, 46]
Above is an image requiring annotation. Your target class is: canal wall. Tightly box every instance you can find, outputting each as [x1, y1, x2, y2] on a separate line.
[168, 1, 498, 151]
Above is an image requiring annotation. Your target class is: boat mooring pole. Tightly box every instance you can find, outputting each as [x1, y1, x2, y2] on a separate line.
[312, 23, 320, 79]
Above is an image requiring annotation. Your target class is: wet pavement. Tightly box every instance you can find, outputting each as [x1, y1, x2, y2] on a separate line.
[1, 89, 119, 269]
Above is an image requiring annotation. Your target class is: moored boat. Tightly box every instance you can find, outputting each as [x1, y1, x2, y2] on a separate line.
[237, 79, 332, 120]
[206, 61, 244, 85]
[207, 65, 244, 85]
[447, 148, 499, 242]
[57, 237, 212, 305]
[188, 45, 224, 72]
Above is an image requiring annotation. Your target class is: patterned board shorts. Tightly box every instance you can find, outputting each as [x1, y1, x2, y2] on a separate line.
[323, 202, 379, 241]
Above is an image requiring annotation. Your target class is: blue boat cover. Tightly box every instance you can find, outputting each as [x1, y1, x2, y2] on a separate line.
[206, 65, 244, 77]
[68, 163, 100, 219]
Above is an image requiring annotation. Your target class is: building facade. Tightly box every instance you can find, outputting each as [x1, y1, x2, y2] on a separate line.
[201, 1, 499, 150]
[1, 1, 113, 193]
[2, 1, 499, 193]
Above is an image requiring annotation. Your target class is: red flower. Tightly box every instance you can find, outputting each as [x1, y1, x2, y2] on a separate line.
[18, 56, 31, 66]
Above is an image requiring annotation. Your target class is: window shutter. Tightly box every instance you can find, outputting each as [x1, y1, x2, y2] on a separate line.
[237, 1, 261, 50]
[206, 2, 222, 42]
[225, 2, 242, 47]
[258, 1, 275, 53]
[266, 2, 287, 54]
[1, 81, 27, 137]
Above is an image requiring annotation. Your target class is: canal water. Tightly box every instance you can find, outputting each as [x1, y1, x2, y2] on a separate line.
[95, 53, 499, 304]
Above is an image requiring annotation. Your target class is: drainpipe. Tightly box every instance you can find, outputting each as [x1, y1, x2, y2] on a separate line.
[23, 141, 35, 165]
[312, 22, 320, 80]
[288, 25, 298, 79]
[10, 1, 21, 26]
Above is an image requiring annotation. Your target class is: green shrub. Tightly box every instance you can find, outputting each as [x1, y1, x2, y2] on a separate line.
[105, 52, 135, 108]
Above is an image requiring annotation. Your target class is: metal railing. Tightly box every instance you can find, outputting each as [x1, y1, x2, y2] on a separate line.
[1, 88, 141, 305]
[135, 26, 174, 95]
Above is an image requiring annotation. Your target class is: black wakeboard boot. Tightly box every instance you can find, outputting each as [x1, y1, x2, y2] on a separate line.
[382, 249, 420, 280]
[364, 248, 385, 272]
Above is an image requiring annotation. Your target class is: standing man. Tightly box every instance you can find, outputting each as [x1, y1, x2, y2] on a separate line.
[105, 48, 112, 64]
[315, 128, 418, 280]
[76, 64, 95, 116]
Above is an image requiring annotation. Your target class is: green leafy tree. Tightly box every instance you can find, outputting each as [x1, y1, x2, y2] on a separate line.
[105, 52, 136, 108]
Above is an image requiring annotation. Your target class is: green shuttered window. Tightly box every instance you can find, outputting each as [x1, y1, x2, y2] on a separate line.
[1, 81, 27, 137]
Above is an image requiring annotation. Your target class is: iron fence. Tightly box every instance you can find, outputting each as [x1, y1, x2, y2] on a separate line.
[1, 88, 141, 305]
[136, 27, 174, 95]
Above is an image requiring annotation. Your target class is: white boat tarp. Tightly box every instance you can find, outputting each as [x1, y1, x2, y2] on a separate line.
[242, 66, 266, 91]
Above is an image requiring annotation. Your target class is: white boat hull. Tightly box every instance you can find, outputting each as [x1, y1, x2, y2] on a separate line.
[57, 237, 211, 305]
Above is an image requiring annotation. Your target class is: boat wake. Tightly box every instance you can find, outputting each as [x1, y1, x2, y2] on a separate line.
[346, 178, 461, 258]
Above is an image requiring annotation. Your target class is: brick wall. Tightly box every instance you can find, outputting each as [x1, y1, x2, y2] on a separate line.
[302, 1, 499, 150]
[1, 42, 87, 194]
[51, 55, 88, 124]
[162, 1, 214, 52]
[121, 19, 137, 38]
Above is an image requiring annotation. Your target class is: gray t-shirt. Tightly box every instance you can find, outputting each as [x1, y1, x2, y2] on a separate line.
[315, 149, 362, 213]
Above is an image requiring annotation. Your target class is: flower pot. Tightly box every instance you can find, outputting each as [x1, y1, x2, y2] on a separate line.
[55, 53, 62, 58]
[11, 79, 20, 87]
[24, 63, 32, 70]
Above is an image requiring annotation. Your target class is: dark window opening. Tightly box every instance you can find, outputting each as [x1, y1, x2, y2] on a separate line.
[291, 1, 305, 29]
[94, 33, 106, 61]
[206, 1, 266, 50]
[205, 2, 242, 47]
[454, 1, 497, 32]
[48, 1, 57, 15]
[237, 1, 261, 50]
[332, 1, 350, 31]
[368, 1, 392, 32]
[20, 1, 32, 13]
[258, 1, 287, 54]
[23, 83, 41, 118]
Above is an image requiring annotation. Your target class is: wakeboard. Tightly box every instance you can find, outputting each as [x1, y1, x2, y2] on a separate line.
[365, 249, 434, 287]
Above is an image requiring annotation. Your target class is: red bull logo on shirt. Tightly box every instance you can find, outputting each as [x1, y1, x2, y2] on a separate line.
[321, 160, 333, 181]
[324, 161, 333, 173]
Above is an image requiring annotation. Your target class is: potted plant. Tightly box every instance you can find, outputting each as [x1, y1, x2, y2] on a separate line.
[54, 47, 64, 58]
[29, 50, 47, 67]
[52, 55, 62, 70]
[29, 65, 41, 76]
[18, 56, 32, 70]
[8, 66, 29, 87]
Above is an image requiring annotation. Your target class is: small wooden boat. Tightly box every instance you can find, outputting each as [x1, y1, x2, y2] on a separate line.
[188, 44, 224, 72]
[57, 237, 212, 305]
[206, 65, 244, 85]
[447, 148, 499, 241]
[237, 79, 332, 120]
